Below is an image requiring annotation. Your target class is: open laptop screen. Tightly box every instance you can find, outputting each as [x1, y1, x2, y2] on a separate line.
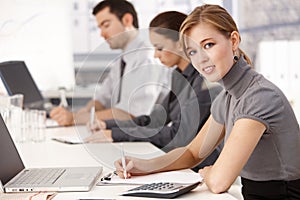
[0, 61, 44, 109]
[0, 115, 25, 185]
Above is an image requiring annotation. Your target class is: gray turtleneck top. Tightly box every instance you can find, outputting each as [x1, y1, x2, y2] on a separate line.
[211, 57, 300, 181]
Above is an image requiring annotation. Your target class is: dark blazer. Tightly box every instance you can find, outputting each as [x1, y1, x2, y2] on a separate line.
[105, 63, 222, 153]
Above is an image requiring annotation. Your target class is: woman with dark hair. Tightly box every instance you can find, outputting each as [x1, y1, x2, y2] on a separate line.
[115, 5, 300, 199]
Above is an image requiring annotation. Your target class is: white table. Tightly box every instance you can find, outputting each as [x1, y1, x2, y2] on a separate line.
[16, 125, 243, 200]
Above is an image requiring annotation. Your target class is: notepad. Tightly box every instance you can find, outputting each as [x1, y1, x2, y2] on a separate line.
[52, 136, 84, 144]
[98, 170, 203, 185]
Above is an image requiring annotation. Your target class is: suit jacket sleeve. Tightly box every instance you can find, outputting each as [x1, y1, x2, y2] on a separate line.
[111, 93, 211, 152]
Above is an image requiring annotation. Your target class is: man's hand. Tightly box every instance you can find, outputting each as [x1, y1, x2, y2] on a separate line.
[50, 106, 74, 126]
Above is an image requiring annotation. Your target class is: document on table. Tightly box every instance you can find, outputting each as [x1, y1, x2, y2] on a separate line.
[98, 170, 203, 185]
[52, 135, 85, 144]
[45, 119, 60, 128]
[51, 126, 91, 144]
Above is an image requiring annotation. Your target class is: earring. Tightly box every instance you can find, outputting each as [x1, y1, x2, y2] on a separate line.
[233, 55, 238, 61]
[233, 51, 239, 62]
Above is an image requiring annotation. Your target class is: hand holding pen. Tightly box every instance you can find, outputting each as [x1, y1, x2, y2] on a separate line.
[86, 107, 107, 132]
[87, 120, 107, 132]
[89, 106, 95, 126]
[113, 143, 131, 179]
[114, 151, 150, 178]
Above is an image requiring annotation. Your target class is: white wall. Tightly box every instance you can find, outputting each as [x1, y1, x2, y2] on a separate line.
[71, 0, 224, 55]
[0, 0, 75, 90]
[1, 0, 225, 91]
[257, 40, 300, 121]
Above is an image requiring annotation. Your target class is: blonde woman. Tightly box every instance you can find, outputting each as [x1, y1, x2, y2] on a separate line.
[86, 11, 222, 170]
[115, 4, 300, 199]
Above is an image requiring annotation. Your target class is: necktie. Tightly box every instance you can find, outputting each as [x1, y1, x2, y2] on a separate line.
[117, 59, 126, 103]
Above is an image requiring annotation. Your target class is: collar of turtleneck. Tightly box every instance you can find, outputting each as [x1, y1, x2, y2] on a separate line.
[219, 56, 256, 99]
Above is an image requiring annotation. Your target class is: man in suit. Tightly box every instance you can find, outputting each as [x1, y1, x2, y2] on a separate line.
[50, 0, 170, 126]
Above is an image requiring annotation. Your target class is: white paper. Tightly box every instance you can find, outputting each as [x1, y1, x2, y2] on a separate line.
[99, 170, 203, 185]
[45, 119, 59, 128]
[52, 136, 84, 144]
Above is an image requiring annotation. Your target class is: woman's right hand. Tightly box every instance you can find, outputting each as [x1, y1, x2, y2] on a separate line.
[87, 119, 107, 132]
[114, 156, 150, 179]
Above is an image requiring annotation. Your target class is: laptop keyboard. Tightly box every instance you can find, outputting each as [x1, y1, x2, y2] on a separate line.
[12, 168, 66, 186]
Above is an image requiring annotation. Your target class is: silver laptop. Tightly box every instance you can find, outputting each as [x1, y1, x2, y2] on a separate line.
[0, 115, 102, 193]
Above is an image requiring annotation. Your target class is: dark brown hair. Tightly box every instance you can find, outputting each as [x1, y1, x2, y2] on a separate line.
[92, 0, 138, 28]
[149, 11, 187, 42]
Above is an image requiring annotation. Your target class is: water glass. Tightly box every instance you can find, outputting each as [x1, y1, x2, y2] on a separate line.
[0, 95, 10, 123]
[0, 94, 24, 142]
[22, 109, 46, 143]
[34, 110, 46, 142]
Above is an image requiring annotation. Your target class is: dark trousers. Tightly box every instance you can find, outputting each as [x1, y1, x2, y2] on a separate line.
[241, 177, 300, 200]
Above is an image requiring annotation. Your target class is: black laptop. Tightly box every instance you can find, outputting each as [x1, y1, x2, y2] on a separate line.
[0, 61, 49, 110]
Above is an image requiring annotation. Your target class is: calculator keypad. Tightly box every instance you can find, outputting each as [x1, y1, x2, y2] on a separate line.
[122, 181, 200, 198]
[129, 182, 182, 192]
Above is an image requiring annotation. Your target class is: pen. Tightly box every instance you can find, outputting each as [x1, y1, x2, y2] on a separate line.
[52, 138, 82, 145]
[90, 106, 95, 125]
[58, 87, 68, 107]
[120, 143, 127, 179]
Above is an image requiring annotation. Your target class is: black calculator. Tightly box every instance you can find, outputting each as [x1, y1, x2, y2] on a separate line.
[122, 182, 200, 198]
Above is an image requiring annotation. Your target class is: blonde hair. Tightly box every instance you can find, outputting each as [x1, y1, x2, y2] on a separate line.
[180, 4, 252, 65]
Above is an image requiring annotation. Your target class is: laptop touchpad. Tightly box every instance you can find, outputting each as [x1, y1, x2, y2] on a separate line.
[65, 173, 93, 179]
